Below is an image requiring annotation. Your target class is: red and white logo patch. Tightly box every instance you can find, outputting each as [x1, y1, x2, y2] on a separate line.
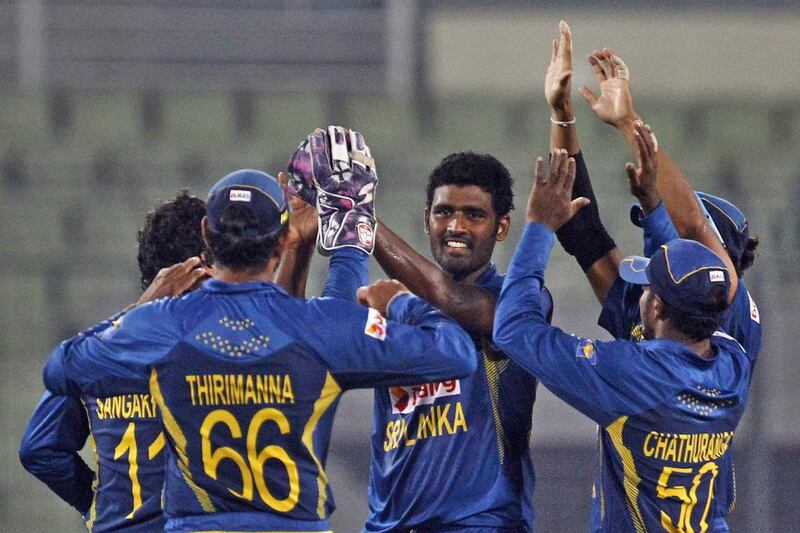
[357, 222, 374, 247]
[748, 291, 760, 324]
[364, 307, 387, 341]
[389, 380, 461, 414]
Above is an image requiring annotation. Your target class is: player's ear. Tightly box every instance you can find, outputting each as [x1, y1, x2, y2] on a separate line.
[201, 216, 211, 245]
[495, 214, 511, 242]
[423, 208, 431, 235]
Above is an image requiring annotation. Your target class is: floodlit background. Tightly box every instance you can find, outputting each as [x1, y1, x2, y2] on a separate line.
[1, 1, 798, 531]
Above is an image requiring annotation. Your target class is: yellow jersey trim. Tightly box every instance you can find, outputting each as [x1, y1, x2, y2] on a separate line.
[81, 398, 99, 531]
[606, 416, 647, 533]
[483, 348, 507, 465]
[300, 372, 342, 519]
[662, 244, 728, 285]
[150, 368, 216, 512]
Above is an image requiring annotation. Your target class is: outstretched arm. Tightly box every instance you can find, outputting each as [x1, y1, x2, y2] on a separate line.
[546, 21, 621, 303]
[581, 49, 738, 301]
[374, 222, 498, 335]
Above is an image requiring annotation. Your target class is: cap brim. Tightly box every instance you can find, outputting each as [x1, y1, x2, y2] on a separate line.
[619, 256, 651, 285]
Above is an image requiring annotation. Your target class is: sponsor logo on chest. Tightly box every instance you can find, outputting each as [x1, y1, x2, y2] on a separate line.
[389, 379, 461, 414]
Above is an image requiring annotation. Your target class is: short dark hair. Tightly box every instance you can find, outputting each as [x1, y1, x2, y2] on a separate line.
[137, 191, 206, 290]
[659, 284, 730, 341]
[734, 235, 759, 276]
[205, 204, 287, 271]
[425, 151, 514, 218]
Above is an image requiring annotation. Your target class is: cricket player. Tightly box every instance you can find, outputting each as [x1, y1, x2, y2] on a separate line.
[41, 130, 478, 532]
[286, 136, 552, 531]
[494, 149, 753, 532]
[20, 191, 208, 532]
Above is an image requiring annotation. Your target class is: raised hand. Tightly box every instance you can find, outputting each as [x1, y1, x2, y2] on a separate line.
[278, 171, 318, 246]
[625, 121, 660, 213]
[286, 125, 378, 255]
[578, 48, 638, 130]
[527, 149, 590, 231]
[356, 279, 410, 316]
[545, 20, 574, 120]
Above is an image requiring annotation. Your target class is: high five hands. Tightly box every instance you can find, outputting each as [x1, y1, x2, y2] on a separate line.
[526, 149, 590, 231]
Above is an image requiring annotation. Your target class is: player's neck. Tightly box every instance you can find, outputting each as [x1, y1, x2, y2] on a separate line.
[447, 261, 492, 285]
[210, 258, 279, 284]
[657, 326, 715, 359]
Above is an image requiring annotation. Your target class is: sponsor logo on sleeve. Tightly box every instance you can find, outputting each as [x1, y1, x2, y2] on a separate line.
[748, 291, 760, 324]
[389, 380, 461, 414]
[709, 270, 725, 283]
[364, 308, 387, 341]
[576, 339, 597, 365]
[229, 190, 252, 202]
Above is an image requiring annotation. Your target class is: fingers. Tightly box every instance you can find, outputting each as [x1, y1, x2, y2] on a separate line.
[578, 85, 598, 106]
[558, 70, 573, 89]
[348, 128, 377, 173]
[563, 156, 577, 194]
[278, 170, 289, 191]
[308, 130, 330, 183]
[570, 197, 591, 213]
[534, 156, 545, 185]
[612, 55, 630, 81]
[559, 20, 572, 59]
[328, 125, 350, 168]
[587, 54, 606, 84]
[356, 286, 369, 306]
[551, 38, 558, 64]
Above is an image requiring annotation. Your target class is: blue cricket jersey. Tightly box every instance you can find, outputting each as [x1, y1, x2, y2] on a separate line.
[494, 223, 754, 533]
[599, 201, 762, 360]
[365, 265, 552, 532]
[21, 314, 167, 532]
[42, 250, 478, 533]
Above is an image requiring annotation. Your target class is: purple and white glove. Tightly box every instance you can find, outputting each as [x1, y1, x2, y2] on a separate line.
[286, 125, 378, 255]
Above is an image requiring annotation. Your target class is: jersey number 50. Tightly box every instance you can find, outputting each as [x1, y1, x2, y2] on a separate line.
[657, 461, 719, 533]
[200, 408, 300, 512]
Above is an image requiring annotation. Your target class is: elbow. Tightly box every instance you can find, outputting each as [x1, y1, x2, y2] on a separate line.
[492, 315, 517, 356]
[18, 440, 45, 474]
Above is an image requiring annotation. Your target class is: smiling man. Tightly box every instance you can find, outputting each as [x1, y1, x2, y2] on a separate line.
[370, 152, 552, 532]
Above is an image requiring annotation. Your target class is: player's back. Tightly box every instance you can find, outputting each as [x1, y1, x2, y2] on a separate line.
[81, 392, 166, 532]
[45, 277, 477, 533]
[593, 332, 751, 533]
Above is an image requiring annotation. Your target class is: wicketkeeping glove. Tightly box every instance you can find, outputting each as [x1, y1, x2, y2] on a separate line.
[286, 125, 378, 255]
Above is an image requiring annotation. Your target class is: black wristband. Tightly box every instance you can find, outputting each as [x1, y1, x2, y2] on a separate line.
[554, 151, 617, 271]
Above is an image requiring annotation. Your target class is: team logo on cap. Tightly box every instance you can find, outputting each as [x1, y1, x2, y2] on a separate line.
[389, 380, 461, 414]
[229, 190, 252, 202]
[709, 270, 725, 283]
[357, 222, 374, 247]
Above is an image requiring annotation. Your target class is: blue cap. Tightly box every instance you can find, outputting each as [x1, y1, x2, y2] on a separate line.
[619, 238, 730, 317]
[206, 170, 288, 237]
[630, 192, 749, 263]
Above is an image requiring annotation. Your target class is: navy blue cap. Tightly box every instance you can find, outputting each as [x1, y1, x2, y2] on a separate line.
[630, 192, 749, 263]
[206, 170, 288, 237]
[619, 238, 730, 317]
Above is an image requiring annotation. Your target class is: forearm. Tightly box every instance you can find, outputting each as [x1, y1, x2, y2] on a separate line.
[495, 223, 565, 373]
[20, 393, 94, 514]
[553, 152, 619, 301]
[275, 239, 315, 298]
[375, 222, 495, 334]
[321, 248, 368, 301]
